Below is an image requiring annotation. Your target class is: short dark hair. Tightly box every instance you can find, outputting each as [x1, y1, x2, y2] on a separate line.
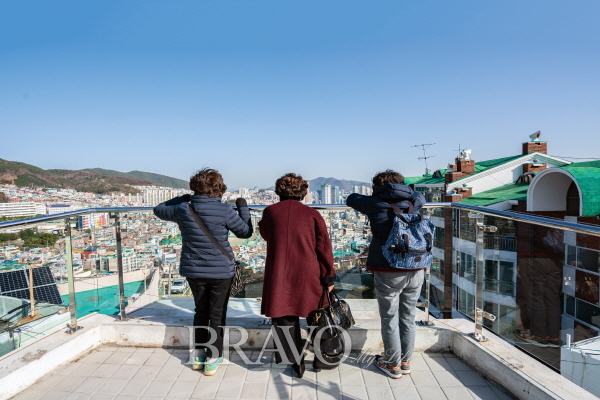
[189, 168, 227, 197]
[372, 169, 404, 188]
[275, 173, 308, 200]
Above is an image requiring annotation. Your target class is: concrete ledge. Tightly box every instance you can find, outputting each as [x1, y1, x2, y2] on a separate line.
[0, 299, 593, 400]
[442, 318, 595, 400]
[0, 313, 112, 400]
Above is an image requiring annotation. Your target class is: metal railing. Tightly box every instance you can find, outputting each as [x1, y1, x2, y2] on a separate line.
[483, 278, 515, 296]
[3, 201, 600, 350]
[484, 236, 516, 251]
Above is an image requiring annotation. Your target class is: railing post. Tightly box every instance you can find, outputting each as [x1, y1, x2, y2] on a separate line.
[64, 217, 81, 333]
[112, 213, 127, 320]
[470, 213, 497, 342]
[417, 265, 434, 326]
[167, 264, 172, 297]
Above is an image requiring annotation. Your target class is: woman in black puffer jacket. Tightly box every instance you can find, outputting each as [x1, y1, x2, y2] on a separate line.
[154, 168, 252, 375]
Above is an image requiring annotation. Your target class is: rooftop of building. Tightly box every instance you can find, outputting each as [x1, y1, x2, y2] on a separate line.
[2, 298, 592, 400]
[406, 153, 571, 188]
[459, 183, 530, 207]
[559, 160, 600, 216]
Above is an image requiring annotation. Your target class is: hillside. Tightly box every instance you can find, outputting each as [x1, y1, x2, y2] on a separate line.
[0, 159, 154, 194]
[82, 168, 188, 189]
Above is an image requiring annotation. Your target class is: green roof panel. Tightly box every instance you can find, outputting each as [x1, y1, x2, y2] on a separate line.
[561, 161, 600, 216]
[460, 183, 530, 207]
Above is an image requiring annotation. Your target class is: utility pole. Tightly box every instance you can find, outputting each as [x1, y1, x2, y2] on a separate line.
[412, 143, 436, 176]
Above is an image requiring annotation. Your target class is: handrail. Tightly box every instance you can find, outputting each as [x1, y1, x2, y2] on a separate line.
[0, 202, 452, 228]
[2, 202, 600, 238]
[452, 203, 600, 238]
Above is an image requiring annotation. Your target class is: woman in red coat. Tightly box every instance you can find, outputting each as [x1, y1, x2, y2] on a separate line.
[259, 173, 336, 377]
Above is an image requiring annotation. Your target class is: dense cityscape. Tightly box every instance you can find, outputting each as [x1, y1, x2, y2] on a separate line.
[0, 182, 374, 301]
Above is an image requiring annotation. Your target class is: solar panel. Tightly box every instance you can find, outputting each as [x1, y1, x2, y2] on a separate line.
[32, 267, 55, 286]
[4, 289, 29, 300]
[0, 269, 28, 293]
[0, 266, 63, 305]
[33, 285, 63, 305]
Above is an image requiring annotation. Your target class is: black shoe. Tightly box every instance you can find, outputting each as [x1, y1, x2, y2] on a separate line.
[292, 357, 305, 378]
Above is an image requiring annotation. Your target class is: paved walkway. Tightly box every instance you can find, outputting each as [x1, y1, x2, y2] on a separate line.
[13, 346, 512, 400]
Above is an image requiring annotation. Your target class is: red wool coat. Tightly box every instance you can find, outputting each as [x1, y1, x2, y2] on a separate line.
[259, 200, 335, 318]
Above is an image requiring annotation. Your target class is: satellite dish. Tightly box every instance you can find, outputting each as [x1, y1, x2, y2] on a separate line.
[529, 131, 541, 141]
[460, 149, 472, 160]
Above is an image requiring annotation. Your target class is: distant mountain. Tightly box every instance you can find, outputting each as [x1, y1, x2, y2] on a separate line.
[308, 177, 371, 193]
[0, 159, 155, 194]
[82, 168, 188, 189]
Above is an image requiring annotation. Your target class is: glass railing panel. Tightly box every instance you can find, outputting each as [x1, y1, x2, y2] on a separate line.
[0, 216, 71, 357]
[421, 206, 447, 319]
[59, 211, 164, 318]
[320, 209, 375, 299]
[448, 210, 600, 375]
[234, 208, 376, 299]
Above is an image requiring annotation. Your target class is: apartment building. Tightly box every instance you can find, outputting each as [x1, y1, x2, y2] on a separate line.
[0, 202, 45, 217]
[77, 213, 108, 230]
[46, 204, 79, 215]
[406, 136, 600, 382]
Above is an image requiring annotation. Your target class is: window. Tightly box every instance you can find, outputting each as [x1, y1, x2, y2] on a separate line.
[457, 252, 475, 282]
[566, 246, 600, 274]
[484, 260, 515, 296]
[499, 261, 515, 296]
[579, 247, 600, 273]
[576, 270, 599, 305]
[566, 245, 577, 267]
[566, 295, 575, 317]
[576, 299, 600, 329]
[485, 260, 498, 292]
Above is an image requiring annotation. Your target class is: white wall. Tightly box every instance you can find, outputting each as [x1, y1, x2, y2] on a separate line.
[527, 169, 580, 213]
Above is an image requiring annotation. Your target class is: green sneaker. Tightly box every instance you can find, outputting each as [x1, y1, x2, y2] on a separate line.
[401, 361, 411, 374]
[192, 349, 206, 370]
[203, 357, 223, 376]
[374, 355, 402, 379]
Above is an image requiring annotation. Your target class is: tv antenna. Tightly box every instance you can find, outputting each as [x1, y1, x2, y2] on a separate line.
[453, 143, 466, 158]
[412, 143, 436, 176]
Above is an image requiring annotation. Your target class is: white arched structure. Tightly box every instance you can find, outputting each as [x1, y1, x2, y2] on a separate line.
[527, 168, 583, 215]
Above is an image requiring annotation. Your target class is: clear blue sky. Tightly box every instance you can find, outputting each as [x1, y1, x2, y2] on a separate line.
[2, 1, 599, 189]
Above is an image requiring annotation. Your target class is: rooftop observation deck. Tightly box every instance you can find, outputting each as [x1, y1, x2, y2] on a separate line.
[1, 204, 600, 399]
[1, 298, 594, 400]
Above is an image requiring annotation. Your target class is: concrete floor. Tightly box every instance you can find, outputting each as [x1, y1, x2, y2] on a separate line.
[12, 345, 512, 400]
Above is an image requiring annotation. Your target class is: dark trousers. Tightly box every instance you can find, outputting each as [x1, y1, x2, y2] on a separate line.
[271, 315, 303, 364]
[187, 277, 232, 358]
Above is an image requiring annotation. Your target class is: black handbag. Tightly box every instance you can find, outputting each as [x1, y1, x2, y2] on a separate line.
[307, 289, 355, 341]
[307, 289, 354, 370]
[188, 204, 244, 296]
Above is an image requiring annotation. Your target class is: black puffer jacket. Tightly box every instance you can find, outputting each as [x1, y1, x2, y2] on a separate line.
[153, 195, 253, 279]
[346, 183, 425, 271]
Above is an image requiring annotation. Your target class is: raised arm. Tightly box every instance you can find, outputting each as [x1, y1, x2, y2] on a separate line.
[226, 198, 253, 239]
[153, 195, 190, 222]
[346, 193, 376, 215]
[315, 214, 336, 286]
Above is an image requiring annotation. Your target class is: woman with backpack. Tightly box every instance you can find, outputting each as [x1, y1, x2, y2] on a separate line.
[153, 168, 253, 376]
[346, 170, 427, 379]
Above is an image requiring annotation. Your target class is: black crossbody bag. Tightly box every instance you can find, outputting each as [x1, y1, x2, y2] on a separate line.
[188, 204, 244, 296]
